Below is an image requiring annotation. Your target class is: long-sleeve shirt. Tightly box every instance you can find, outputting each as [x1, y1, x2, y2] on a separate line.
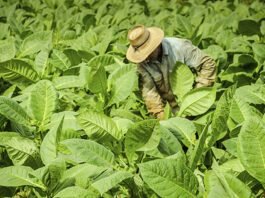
[137, 37, 216, 119]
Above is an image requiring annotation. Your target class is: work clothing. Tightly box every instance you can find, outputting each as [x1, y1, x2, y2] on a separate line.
[137, 37, 216, 119]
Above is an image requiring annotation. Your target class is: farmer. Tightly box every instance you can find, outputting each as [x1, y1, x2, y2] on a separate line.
[126, 25, 216, 119]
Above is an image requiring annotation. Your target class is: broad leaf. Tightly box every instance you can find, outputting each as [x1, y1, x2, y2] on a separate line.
[54, 186, 98, 198]
[50, 49, 71, 71]
[139, 158, 198, 198]
[205, 170, 253, 198]
[222, 138, 238, 157]
[107, 65, 137, 106]
[158, 125, 183, 156]
[19, 31, 52, 57]
[0, 96, 31, 126]
[34, 49, 49, 77]
[81, 64, 107, 95]
[0, 166, 45, 190]
[0, 38, 16, 62]
[61, 163, 107, 181]
[125, 120, 161, 159]
[29, 80, 57, 129]
[238, 118, 265, 183]
[210, 85, 236, 144]
[53, 76, 83, 89]
[40, 116, 64, 165]
[228, 95, 263, 131]
[0, 59, 39, 87]
[60, 139, 114, 167]
[92, 171, 133, 195]
[78, 111, 122, 140]
[160, 117, 196, 147]
[170, 63, 194, 101]
[252, 43, 265, 65]
[178, 87, 216, 116]
[0, 132, 38, 166]
[188, 123, 209, 170]
[235, 84, 265, 105]
[50, 111, 81, 140]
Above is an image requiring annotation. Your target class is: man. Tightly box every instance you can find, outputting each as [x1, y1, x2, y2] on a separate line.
[126, 25, 216, 119]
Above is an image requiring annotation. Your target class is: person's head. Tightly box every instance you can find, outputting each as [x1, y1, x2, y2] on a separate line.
[126, 25, 164, 63]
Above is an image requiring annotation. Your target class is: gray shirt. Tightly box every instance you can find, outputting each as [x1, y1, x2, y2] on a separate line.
[138, 37, 216, 119]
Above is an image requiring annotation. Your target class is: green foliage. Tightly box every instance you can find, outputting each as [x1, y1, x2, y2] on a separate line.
[0, 0, 264, 197]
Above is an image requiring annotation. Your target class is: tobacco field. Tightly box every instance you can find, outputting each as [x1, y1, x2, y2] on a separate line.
[0, 0, 264, 197]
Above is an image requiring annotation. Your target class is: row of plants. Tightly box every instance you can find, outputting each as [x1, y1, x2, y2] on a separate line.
[0, 0, 264, 197]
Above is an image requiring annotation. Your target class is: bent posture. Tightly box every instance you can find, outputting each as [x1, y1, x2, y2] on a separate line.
[126, 25, 216, 119]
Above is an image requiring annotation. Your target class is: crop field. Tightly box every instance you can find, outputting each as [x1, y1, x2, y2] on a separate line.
[0, 0, 264, 197]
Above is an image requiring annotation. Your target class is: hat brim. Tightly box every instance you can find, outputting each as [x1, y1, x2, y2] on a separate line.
[126, 27, 164, 63]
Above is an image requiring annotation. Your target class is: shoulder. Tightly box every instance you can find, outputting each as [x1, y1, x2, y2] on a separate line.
[163, 37, 193, 51]
[163, 37, 191, 45]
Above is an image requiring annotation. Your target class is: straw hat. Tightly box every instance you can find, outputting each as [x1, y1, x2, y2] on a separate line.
[126, 25, 164, 63]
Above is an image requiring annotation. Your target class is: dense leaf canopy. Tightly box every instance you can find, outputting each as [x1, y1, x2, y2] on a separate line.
[0, 0, 264, 197]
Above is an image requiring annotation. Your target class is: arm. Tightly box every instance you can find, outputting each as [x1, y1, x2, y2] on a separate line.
[194, 56, 216, 88]
[138, 65, 165, 119]
[182, 40, 216, 88]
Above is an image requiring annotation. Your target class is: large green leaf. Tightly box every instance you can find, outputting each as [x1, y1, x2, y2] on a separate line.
[175, 15, 193, 38]
[238, 118, 265, 183]
[235, 84, 265, 105]
[158, 125, 183, 156]
[80, 55, 115, 95]
[0, 166, 45, 190]
[228, 95, 263, 131]
[252, 43, 265, 65]
[54, 186, 98, 198]
[81, 64, 107, 95]
[0, 96, 31, 126]
[210, 85, 236, 144]
[29, 80, 58, 129]
[53, 76, 84, 89]
[107, 65, 137, 106]
[40, 116, 64, 165]
[205, 170, 253, 198]
[87, 54, 115, 68]
[0, 132, 38, 166]
[178, 87, 216, 116]
[160, 117, 196, 147]
[125, 120, 161, 160]
[50, 111, 81, 140]
[222, 138, 238, 157]
[188, 123, 209, 170]
[139, 158, 198, 198]
[107, 64, 135, 89]
[19, 31, 52, 57]
[92, 171, 133, 195]
[60, 139, 114, 167]
[0, 38, 16, 62]
[34, 49, 49, 77]
[0, 59, 39, 87]
[50, 49, 71, 71]
[61, 163, 107, 181]
[78, 111, 122, 140]
[170, 63, 194, 101]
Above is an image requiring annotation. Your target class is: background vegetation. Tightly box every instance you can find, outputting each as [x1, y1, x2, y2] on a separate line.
[0, 0, 264, 197]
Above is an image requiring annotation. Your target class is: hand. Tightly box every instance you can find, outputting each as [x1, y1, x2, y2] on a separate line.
[195, 82, 205, 88]
[156, 111, 165, 120]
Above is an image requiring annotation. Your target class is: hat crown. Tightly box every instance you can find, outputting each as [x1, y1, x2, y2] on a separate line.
[128, 25, 150, 48]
